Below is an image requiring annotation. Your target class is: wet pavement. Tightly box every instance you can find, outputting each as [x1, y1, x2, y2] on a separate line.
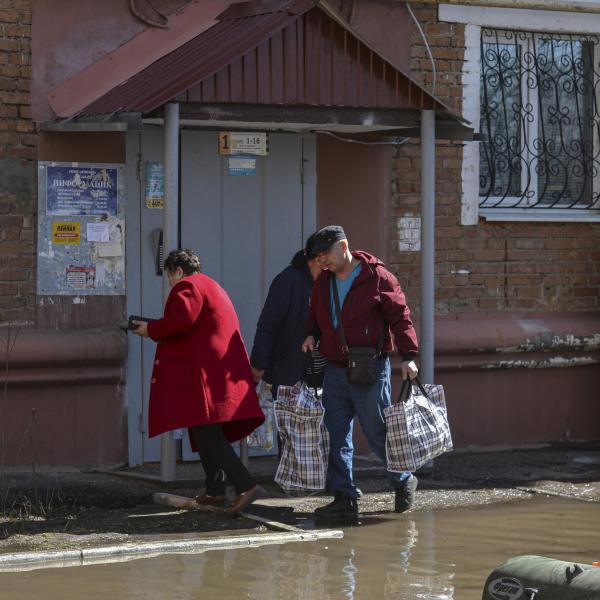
[2, 444, 600, 556]
[1, 441, 600, 600]
[1, 496, 598, 599]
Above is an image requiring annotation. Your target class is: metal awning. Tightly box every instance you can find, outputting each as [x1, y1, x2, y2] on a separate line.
[46, 0, 472, 139]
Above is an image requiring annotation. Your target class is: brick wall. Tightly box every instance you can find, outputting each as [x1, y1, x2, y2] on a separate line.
[389, 3, 600, 315]
[3, 0, 599, 325]
[0, 0, 35, 326]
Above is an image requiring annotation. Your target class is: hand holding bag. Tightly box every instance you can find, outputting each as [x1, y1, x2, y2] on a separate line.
[331, 278, 382, 385]
[384, 376, 452, 472]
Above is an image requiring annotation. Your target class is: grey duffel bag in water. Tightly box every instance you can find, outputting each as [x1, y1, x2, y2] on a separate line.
[482, 555, 600, 600]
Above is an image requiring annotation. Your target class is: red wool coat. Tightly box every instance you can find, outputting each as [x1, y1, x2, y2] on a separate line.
[146, 273, 264, 443]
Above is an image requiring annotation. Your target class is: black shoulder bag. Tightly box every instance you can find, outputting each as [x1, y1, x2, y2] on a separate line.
[331, 278, 383, 385]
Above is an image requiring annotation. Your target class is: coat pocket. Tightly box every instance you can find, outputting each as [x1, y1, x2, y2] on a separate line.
[164, 361, 194, 391]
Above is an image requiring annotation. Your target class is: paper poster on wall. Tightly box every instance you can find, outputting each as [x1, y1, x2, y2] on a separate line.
[46, 165, 118, 216]
[86, 222, 110, 242]
[38, 162, 125, 296]
[52, 221, 80, 244]
[397, 216, 421, 252]
[66, 266, 96, 289]
[98, 242, 122, 258]
[145, 161, 164, 208]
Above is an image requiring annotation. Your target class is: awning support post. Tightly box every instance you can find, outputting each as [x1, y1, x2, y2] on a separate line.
[160, 102, 180, 482]
[420, 110, 435, 384]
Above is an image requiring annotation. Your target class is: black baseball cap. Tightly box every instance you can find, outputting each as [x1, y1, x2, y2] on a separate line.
[311, 225, 347, 254]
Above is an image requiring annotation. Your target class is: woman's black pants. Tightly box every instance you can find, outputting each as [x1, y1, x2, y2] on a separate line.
[189, 423, 255, 496]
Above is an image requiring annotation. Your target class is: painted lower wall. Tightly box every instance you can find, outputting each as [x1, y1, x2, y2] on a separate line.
[5, 312, 597, 466]
[1, 328, 127, 466]
[385, 311, 600, 453]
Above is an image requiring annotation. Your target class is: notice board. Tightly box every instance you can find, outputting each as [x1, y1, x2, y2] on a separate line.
[37, 162, 125, 295]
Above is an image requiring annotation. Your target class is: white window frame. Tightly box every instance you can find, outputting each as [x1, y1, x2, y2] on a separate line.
[441, 3, 600, 223]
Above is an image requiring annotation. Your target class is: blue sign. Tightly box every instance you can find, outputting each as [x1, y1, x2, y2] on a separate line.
[46, 166, 118, 216]
[228, 156, 257, 176]
[145, 161, 164, 208]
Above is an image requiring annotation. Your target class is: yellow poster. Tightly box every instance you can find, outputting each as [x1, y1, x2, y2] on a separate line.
[52, 221, 80, 244]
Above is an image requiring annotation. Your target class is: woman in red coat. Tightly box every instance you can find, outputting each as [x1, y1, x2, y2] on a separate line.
[133, 249, 264, 515]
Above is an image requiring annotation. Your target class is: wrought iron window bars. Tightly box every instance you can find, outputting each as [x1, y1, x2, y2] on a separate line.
[479, 28, 600, 211]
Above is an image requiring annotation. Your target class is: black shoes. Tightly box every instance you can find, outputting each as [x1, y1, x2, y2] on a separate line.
[315, 477, 416, 518]
[394, 475, 418, 513]
[314, 492, 358, 519]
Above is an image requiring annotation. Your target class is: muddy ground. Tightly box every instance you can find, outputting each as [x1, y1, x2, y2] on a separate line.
[1, 443, 599, 554]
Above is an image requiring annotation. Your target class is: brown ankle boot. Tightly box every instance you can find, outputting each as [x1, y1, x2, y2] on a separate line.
[195, 494, 226, 507]
[224, 485, 264, 517]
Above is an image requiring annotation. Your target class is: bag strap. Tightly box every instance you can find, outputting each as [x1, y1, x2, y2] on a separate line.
[331, 278, 349, 355]
[397, 376, 429, 404]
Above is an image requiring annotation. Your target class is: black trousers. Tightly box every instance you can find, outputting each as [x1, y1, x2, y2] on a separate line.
[189, 423, 255, 496]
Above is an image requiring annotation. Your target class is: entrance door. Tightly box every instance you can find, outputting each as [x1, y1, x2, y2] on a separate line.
[136, 129, 316, 463]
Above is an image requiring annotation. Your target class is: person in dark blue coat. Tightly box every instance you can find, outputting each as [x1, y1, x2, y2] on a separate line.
[251, 235, 324, 396]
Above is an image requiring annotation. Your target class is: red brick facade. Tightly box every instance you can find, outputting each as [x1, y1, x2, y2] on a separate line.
[0, 0, 35, 326]
[390, 4, 600, 315]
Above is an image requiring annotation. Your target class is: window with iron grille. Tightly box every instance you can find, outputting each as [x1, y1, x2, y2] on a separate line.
[479, 28, 600, 212]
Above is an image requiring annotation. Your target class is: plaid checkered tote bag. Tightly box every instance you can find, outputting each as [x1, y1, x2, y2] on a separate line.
[384, 377, 452, 472]
[273, 382, 330, 493]
[247, 380, 276, 452]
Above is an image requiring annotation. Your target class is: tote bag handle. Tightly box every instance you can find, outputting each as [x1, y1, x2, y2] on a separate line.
[397, 376, 429, 404]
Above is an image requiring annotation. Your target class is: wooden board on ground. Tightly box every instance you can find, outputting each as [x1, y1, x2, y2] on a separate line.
[152, 492, 303, 532]
[153, 492, 221, 512]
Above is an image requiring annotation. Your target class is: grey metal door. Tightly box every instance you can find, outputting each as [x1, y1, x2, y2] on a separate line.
[137, 129, 316, 463]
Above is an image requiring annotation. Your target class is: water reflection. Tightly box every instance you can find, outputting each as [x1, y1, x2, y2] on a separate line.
[1, 498, 598, 600]
[162, 514, 456, 599]
[383, 517, 455, 599]
[341, 549, 357, 598]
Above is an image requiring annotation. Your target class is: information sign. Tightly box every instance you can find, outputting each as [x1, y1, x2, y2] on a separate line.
[219, 132, 269, 156]
[47, 166, 118, 216]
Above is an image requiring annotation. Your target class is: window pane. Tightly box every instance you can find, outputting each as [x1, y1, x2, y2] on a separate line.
[480, 39, 522, 202]
[535, 38, 594, 207]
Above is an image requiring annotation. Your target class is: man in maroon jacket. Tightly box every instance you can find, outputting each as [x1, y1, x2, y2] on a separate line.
[302, 226, 419, 519]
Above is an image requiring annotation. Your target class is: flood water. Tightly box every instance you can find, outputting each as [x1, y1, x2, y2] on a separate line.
[1, 497, 598, 599]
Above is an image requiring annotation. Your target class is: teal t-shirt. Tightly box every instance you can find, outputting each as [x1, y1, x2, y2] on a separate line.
[330, 263, 362, 329]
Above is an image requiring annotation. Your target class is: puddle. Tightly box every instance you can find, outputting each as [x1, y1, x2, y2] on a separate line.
[1, 497, 599, 599]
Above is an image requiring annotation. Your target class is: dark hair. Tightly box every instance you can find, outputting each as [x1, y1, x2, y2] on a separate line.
[290, 233, 318, 269]
[304, 233, 317, 259]
[163, 249, 202, 276]
[291, 249, 306, 269]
